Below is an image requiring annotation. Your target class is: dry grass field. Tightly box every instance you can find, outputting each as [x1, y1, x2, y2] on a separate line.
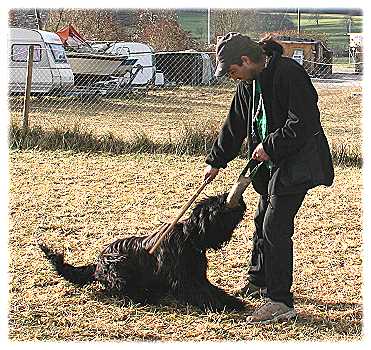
[9, 84, 362, 154]
[8, 84, 363, 341]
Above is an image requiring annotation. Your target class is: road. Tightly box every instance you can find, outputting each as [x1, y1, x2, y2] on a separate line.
[313, 72, 362, 88]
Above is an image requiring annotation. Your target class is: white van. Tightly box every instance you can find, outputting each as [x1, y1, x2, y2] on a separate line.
[8, 27, 74, 94]
[103, 42, 156, 86]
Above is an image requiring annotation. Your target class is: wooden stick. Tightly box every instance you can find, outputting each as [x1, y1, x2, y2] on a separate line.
[150, 222, 169, 237]
[143, 222, 170, 245]
[148, 181, 208, 254]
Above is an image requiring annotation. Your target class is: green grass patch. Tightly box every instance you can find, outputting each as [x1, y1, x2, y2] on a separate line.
[289, 13, 363, 51]
[176, 10, 363, 52]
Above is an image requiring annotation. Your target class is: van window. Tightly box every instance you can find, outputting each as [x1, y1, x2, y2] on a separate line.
[11, 44, 42, 62]
[48, 43, 68, 63]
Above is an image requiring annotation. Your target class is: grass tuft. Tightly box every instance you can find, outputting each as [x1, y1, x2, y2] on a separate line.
[9, 124, 361, 168]
[331, 142, 362, 168]
[8, 123, 218, 157]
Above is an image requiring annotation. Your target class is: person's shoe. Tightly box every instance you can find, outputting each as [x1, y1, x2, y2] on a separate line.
[234, 281, 267, 298]
[246, 300, 297, 325]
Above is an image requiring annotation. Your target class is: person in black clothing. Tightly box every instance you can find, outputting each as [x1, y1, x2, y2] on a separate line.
[204, 32, 334, 324]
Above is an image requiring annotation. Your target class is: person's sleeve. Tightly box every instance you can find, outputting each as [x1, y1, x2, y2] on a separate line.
[262, 64, 319, 162]
[206, 86, 249, 169]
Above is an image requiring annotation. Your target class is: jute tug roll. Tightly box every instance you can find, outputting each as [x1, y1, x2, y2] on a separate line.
[226, 159, 262, 208]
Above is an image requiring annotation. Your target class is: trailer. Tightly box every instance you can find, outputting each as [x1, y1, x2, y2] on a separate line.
[8, 27, 74, 94]
[102, 42, 156, 87]
[154, 50, 214, 85]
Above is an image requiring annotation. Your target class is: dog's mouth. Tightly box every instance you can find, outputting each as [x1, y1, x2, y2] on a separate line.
[224, 200, 244, 212]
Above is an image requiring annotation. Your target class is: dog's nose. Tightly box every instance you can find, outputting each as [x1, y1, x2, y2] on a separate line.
[225, 203, 243, 212]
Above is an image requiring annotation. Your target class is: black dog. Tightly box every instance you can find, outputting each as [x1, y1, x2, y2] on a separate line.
[40, 193, 246, 311]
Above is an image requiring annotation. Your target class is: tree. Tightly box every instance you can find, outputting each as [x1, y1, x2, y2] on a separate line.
[253, 13, 295, 33]
[44, 9, 128, 41]
[211, 9, 295, 41]
[212, 9, 257, 38]
[134, 10, 197, 51]
[8, 9, 48, 30]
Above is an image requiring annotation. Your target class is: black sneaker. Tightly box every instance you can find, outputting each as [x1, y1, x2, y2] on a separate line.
[234, 282, 267, 298]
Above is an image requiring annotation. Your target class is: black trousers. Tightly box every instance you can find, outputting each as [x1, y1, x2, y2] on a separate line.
[247, 192, 306, 308]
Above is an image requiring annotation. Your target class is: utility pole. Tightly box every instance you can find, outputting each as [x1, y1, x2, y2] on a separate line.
[207, 8, 211, 45]
[348, 17, 352, 33]
[297, 8, 301, 34]
[34, 8, 42, 30]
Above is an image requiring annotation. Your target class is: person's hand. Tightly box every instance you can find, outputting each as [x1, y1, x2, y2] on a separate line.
[204, 165, 219, 184]
[252, 143, 270, 162]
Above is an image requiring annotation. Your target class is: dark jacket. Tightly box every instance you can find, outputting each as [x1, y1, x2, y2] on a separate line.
[206, 47, 334, 195]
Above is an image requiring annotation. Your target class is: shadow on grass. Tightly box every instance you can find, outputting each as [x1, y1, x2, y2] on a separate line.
[88, 287, 254, 320]
[9, 124, 361, 168]
[9, 124, 218, 157]
[331, 143, 362, 168]
[87, 288, 361, 335]
[293, 295, 362, 334]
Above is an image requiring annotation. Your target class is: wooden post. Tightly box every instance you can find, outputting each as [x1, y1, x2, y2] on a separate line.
[22, 45, 34, 130]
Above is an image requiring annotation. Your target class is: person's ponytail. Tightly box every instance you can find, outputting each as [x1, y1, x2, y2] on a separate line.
[258, 35, 284, 57]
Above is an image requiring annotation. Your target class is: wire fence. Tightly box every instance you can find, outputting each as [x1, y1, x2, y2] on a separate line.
[8, 41, 363, 145]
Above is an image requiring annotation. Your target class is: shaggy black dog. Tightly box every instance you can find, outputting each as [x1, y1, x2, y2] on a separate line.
[40, 193, 246, 311]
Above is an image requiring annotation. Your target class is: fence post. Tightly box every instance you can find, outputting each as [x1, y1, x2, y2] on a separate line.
[22, 45, 34, 130]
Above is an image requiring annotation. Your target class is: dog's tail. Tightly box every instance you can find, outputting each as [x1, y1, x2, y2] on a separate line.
[39, 243, 96, 286]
